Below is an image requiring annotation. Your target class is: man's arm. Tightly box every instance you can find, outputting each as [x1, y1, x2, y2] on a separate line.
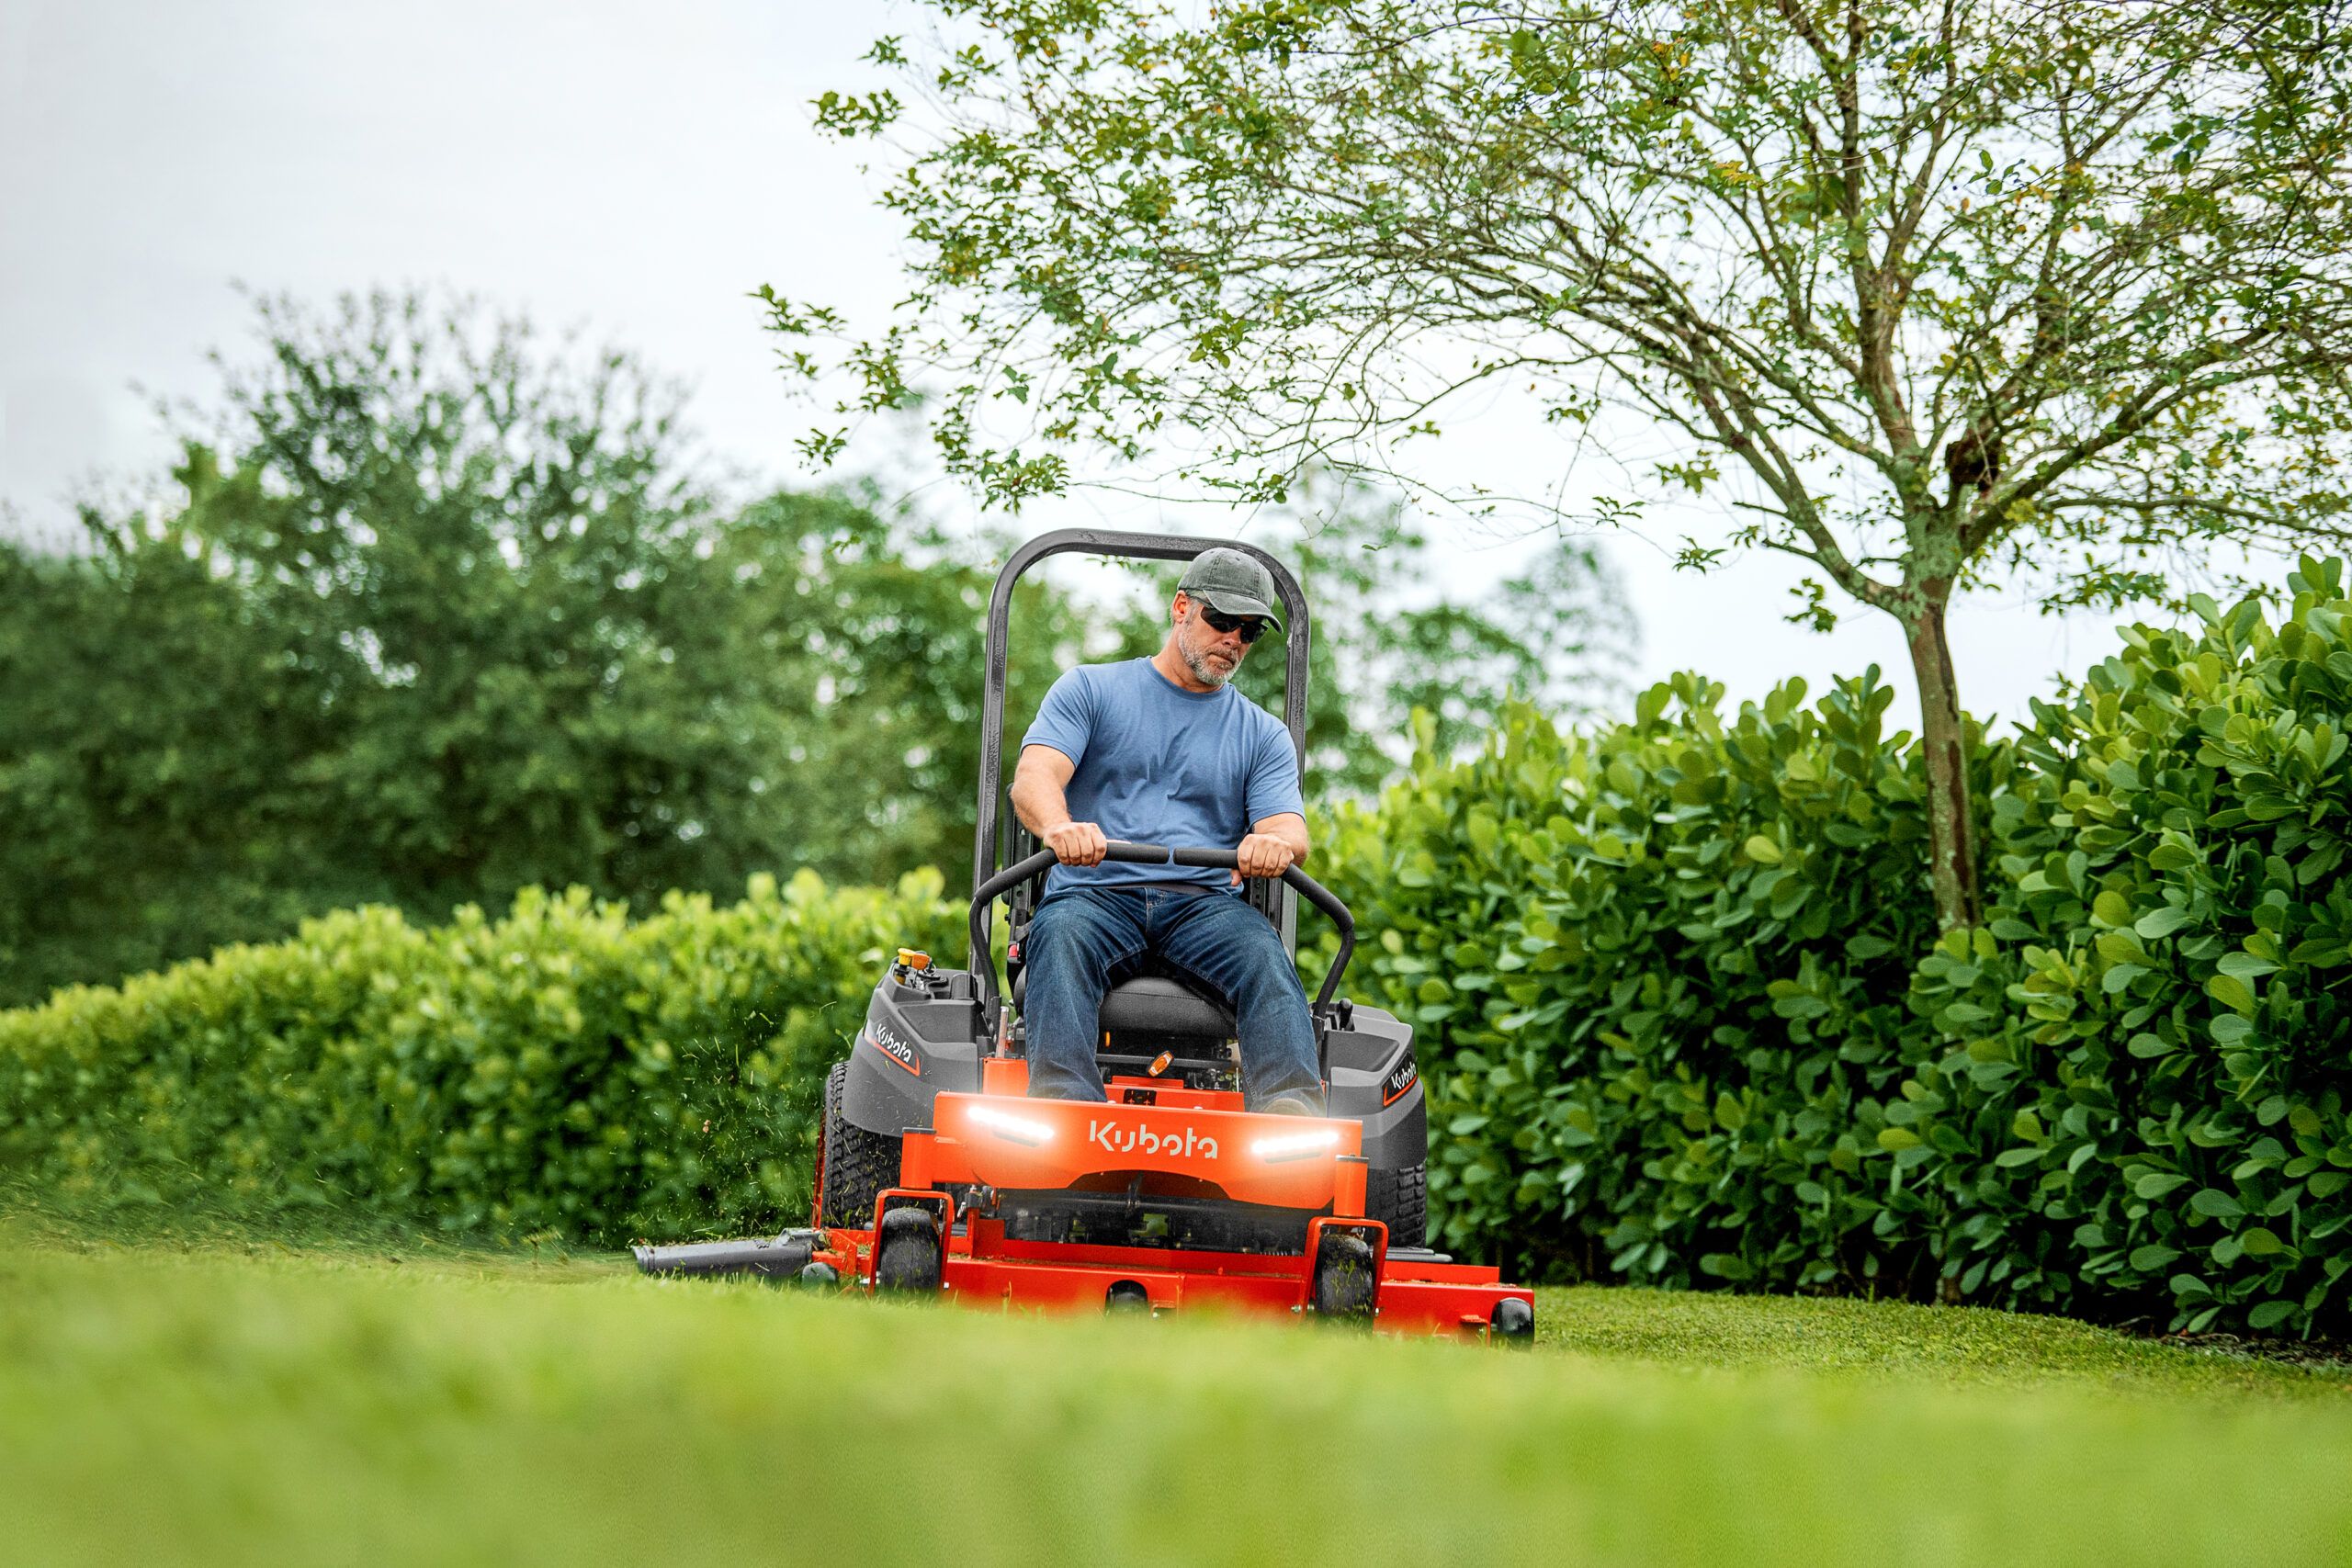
[1233, 811, 1309, 884]
[1011, 743, 1107, 866]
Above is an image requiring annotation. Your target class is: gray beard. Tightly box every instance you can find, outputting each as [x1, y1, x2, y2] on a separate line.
[1182, 644, 1233, 688]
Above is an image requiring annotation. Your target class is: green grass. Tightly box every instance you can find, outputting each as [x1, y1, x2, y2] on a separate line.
[5, 1210, 2350, 1567]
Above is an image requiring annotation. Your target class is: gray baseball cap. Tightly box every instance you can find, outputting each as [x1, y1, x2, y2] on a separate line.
[1176, 547, 1283, 632]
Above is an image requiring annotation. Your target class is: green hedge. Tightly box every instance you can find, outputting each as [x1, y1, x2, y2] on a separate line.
[1909, 558, 2352, 1334]
[0, 873, 960, 1243]
[1318, 557, 2352, 1335]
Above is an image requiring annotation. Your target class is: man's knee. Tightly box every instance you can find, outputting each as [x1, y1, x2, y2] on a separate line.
[1227, 930, 1306, 1001]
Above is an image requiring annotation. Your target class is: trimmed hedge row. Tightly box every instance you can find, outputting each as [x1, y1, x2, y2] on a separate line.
[0, 872, 960, 1243]
[1317, 557, 2352, 1335]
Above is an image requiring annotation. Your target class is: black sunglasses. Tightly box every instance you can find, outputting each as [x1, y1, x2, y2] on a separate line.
[1198, 604, 1270, 644]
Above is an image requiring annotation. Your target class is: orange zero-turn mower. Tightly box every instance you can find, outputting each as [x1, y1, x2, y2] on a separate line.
[633, 529, 1534, 1343]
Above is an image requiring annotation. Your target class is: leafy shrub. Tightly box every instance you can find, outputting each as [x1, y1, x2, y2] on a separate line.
[1907, 557, 2352, 1335]
[1320, 558, 2352, 1335]
[0, 873, 959, 1243]
[1317, 671, 1960, 1292]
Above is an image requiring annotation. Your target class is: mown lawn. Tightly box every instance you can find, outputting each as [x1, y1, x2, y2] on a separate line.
[4, 1211, 2349, 1567]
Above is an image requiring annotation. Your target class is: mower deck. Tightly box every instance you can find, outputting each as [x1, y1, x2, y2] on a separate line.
[639, 1083, 1534, 1342]
[807, 1213, 1532, 1339]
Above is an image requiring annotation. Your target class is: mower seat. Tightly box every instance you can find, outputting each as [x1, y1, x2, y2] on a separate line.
[1012, 965, 1237, 1040]
[1098, 973, 1236, 1039]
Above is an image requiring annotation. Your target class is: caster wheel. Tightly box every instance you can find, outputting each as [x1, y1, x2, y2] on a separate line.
[1311, 1232, 1376, 1322]
[1490, 1296, 1534, 1347]
[874, 1208, 943, 1294]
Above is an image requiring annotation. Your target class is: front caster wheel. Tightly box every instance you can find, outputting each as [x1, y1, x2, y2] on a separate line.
[874, 1207, 943, 1294]
[1311, 1232, 1376, 1322]
[1490, 1296, 1534, 1347]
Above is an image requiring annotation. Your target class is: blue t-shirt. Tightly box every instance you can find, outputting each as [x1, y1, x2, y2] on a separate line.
[1022, 658, 1305, 897]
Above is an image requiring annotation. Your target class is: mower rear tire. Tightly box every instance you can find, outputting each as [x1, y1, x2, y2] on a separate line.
[1311, 1231, 1377, 1322]
[1365, 1161, 1426, 1250]
[874, 1207, 944, 1294]
[820, 1061, 902, 1230]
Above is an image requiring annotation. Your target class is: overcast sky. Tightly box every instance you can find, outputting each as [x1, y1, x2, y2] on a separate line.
[4, 0, 2243, 739]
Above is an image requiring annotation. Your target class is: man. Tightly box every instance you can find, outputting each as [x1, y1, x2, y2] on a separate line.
[1010, 547, 1325, 1113]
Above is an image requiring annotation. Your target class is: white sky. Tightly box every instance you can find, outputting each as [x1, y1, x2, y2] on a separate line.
[0, 0, 2263, 739]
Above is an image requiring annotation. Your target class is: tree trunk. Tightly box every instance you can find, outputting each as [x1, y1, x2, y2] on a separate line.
[1903, 591, 1982, 931]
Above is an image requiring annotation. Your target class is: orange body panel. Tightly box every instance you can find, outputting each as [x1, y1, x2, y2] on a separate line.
[906, 1092, 1363, 1212]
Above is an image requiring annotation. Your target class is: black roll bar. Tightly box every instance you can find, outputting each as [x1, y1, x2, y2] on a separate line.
[968, 841, 1356, 1049]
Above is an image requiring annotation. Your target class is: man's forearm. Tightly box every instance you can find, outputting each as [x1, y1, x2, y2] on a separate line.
[1011, 772, 1071, 838]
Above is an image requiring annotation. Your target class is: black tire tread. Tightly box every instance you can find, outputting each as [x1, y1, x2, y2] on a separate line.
[1312, 1232, 1377, 1319]
[875, 1218, 944, 1293]
[820, 1060, 903, 1229]
[1365, 1161, 1427, 1250]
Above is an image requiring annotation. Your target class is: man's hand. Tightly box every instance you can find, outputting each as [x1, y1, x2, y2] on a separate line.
[1231, 831, 1297, 884]
[1044, 819, 1109, 866]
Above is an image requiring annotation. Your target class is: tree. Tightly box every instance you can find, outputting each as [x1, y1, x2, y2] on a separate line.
[782, 0, 2352, 928]
[752, 492, 1096, 880]
[0, 525, 342, 1006]
[0, 291, 1097, 1005]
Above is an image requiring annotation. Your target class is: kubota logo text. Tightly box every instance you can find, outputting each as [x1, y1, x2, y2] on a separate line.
[1089, 1119, 1219, 1160]
[865, 1023, 920, 1076]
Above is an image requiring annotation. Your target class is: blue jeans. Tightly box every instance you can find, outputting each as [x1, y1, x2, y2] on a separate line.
[1020, 885, 1324, 1111]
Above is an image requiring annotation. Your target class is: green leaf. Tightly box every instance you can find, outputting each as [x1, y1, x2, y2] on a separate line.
[1743, 835, 1783, 865]
[2189, 1188, 2245, 1219]
[2135, 906, 2196, 940]
[2246, 1299, 2298, 1330]
[2238, 1226, 2286, 1257]
[2206, 973, 2258, 1015]
[2136, 1172, 2191, 1200]
[2218, 952, 2280, 982]
[1876, 1127, 1922, 1151]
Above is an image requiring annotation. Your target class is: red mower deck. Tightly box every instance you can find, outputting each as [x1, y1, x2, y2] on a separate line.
[639, 1079, 1534, 1343]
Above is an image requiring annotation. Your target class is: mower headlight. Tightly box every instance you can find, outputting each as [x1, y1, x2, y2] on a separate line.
[966, 1105, 1054, 1146]
[1252, 1128, 1340, 1163]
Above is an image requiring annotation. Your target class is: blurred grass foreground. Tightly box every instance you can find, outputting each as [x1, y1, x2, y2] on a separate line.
[4, 1213, 2350, 1567]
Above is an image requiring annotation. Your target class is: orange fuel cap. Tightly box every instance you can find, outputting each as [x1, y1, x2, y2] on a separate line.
[896, 948, 932, 971]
